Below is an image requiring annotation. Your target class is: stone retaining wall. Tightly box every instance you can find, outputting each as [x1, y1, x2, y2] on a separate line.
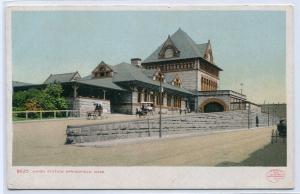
[74, 97, 111, 117]
[66, 110, 279, 144]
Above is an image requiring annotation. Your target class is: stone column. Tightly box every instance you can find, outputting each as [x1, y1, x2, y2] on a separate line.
[72, 84, 79, 99]
[140, 89, 144, 103]
[131, 87, 138, 114]
[181, 98, 186, 110]
[163, 93, 167, 107]
[72, 84, 79, 110]
[103, 90, 106, 100]
[153, 92, 157, 106]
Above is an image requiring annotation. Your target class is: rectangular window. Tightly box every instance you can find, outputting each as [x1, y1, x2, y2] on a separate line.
[156, 93, 163, 105]
[156, 94, 159, 105]
[150, 94, 154, 102]
[144, 92, 148, 102]
[167, 95, 172, 107]
[173, 97, 182, 108]
[138, 91, 141, 103]
[179, 97, 181, 108]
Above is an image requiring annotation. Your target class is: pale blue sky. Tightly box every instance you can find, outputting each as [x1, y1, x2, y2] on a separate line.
[12, 10, 286, 103]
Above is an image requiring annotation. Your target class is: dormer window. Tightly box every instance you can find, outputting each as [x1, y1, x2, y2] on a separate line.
[154, 74, 165, 82]
[153, 68, 165, 82]
[205, 51, 213, 62]
[92, 61, 113, 79]
[158, 35, 180, 59]
[173, 81, 181, 87]
[206, 53, 211, 61]
[204, 40, 214, 63]
[172, 74, 182, 87]
[164, 48, 174, 58]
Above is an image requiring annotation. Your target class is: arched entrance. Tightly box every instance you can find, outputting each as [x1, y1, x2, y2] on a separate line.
[199, 98, 228, 113]
[204, 102, 224, 113]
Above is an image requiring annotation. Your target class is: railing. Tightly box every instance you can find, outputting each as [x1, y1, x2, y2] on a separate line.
[12, 110, 80, 121]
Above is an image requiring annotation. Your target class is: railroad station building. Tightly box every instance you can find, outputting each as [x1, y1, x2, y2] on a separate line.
[13, 28, 248, 115]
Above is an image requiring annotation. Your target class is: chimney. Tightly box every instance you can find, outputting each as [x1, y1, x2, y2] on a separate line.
[131, 58, 142, 67]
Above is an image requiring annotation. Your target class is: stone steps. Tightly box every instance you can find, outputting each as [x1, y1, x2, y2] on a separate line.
[66, 110, 278, 144]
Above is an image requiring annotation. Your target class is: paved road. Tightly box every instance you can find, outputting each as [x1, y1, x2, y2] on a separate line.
[12, 117, 282, 166]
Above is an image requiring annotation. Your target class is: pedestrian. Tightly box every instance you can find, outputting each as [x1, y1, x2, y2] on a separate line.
[256, 115, 259, 127]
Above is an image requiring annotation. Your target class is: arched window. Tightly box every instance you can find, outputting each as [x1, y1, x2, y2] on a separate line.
[164, 48, 174, 58]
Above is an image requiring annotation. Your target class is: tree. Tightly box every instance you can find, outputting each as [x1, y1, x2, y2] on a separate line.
[13, 83, 68, 111]
[24, 99, 42, 111]
[13, 88, 42, 111]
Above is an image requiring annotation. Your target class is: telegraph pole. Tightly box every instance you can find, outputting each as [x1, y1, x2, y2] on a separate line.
[158, 70, 164, 138]
[267, 106, 270, 126]
[248, 103, 251, 129]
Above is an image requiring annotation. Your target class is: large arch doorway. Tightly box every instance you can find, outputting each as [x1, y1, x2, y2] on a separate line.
[204, 102, 224, 113]
[199, 98, 228, 113]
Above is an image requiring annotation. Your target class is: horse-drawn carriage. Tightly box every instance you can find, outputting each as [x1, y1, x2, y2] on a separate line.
[136, 102, 154, 118]
[271, 119, 286, 143]
[87, 103, 103, 120]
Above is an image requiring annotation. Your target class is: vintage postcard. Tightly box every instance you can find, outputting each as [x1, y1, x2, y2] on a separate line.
[5, 3, 294, 189]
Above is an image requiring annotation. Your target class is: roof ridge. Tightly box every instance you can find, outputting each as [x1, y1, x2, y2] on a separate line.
[50, 71, 78, 76]
[143, 28, 208, 64]
[171, 29, 201, 57]
[197, 43, 208, 46]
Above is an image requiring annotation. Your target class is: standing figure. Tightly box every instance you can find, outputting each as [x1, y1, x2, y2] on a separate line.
[95, 103, 103, 117]
[256, 115, 259, 127]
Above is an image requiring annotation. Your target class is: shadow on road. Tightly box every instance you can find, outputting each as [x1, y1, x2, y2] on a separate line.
[216, 139, 287, 166]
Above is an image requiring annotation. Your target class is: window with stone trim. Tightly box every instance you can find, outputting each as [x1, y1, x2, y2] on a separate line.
[164, 48, 174, 58]
[156, 93, 163, 105]
[167, 95, 172, 107]
[173, 96, 181, 108]
[144, 91, 148, 102]
[138, 91, 142, 103]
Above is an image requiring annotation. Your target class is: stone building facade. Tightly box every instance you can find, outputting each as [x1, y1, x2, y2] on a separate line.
[14, 60, 192, 116]
[198, 90, 247, 112]
[142, 28, 246, 112]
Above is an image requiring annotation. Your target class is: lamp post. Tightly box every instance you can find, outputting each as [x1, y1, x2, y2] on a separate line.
[158, 70, 164, 138]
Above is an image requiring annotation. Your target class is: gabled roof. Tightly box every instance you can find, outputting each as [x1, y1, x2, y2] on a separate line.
[112, 62, 193, 95]
[142, 28, 222, 71]
[143, 28, 208, 63]
[92, 61, 113, 74]
[44, 72, 81, 84]
[112, 62, 147, 83]
[76, 77, 126, 91]
[141, 68, 156, 79]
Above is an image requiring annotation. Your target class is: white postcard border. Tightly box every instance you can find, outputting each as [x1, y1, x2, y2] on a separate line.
[5, 4, 294, 189]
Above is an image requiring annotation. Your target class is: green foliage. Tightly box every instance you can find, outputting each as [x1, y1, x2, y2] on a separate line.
[13, 83, 68, 111]
[25, 99, 42, 111]
[13, 88, 42, 110]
